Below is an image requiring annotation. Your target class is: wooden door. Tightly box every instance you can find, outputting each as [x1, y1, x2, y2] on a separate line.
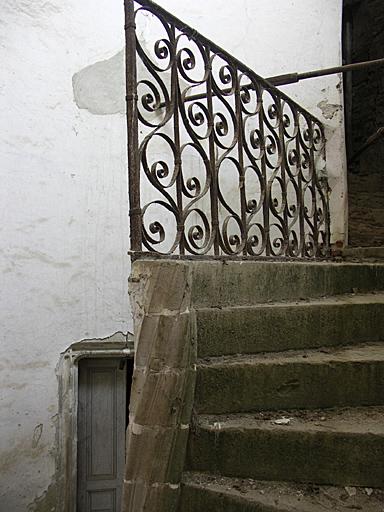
[77, 358, 127, 512]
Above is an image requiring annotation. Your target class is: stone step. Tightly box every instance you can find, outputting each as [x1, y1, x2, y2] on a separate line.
[196, 293, 384, 357]
[190, 260, 384, 307]
[179, 472, 384, 512]
[187, 407, 384, 488]
[195, 343, 384, 414]
[342, 246, 384, 262]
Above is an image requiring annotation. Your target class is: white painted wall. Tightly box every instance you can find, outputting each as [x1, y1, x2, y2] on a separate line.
[0, 1, 344, 510]
[0, 1, 129, 510]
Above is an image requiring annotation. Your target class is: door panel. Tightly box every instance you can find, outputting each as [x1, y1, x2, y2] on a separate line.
[77, 359, 126, 512]
[88, 489, 115, 512]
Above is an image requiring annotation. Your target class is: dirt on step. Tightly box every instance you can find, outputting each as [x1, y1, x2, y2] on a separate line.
[184, 472, 384, 511]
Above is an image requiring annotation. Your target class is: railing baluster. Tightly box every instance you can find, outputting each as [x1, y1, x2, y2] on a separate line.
[205, 48, 220, 256]
[295, 112, 305, 257]
[234, 67, 247, 255]
[127, 0, 330, 260]
[258, 91, 270, 257]
[277, 97, 289, 256]
[171, 25, 185, 255]
[309, 119, 319, 256]
[125, 0, 142, 254]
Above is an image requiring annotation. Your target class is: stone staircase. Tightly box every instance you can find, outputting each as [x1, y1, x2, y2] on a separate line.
[178, 260, 384, 511]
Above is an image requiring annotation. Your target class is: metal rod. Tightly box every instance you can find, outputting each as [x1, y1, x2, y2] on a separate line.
[125, 0, 142, 253]
[135, 0, 384, 88]
[205, 46, 220, 256]
[269, 57, 384, 86]
[234, 68, 247, 255]
[133, 0, 320, 118]
[171, 24, 185, 255]
[157, 57, 384, 108]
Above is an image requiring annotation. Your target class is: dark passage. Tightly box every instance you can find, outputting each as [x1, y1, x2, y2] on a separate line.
[343, 0, 384, 246]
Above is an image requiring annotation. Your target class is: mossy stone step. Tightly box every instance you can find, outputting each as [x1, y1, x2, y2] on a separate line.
[196, 293, 384, 357]
[187, 407, 384, 487]
[179, 472, 384, 512]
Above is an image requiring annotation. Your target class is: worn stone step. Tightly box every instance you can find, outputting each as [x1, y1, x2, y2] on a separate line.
[179, 472, 384, 512]
[195, 343, 384, 414]
[196, 293, 384, 357]
[190, 260, 384, 307]
[342, 246, 384, 262]
[187, 407, 384, 488]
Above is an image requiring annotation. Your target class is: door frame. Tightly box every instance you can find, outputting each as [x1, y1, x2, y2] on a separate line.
[57, 333, 134, 512]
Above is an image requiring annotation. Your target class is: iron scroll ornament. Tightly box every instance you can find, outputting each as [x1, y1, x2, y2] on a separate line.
[125, 0, 330, 259]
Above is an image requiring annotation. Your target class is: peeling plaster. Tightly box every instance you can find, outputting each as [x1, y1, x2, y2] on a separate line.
[317, 99, 342, 120]
[28, 481, 58, 512]
[69, 330, 133, 351]
[72, 50, 125, 115]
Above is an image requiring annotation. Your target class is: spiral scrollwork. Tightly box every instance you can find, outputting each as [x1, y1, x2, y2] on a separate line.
[128, 0, 330, 259]
[184, 208, 212, 254]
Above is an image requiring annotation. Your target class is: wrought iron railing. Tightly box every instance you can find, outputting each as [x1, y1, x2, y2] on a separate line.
[124, 0, 330, 259]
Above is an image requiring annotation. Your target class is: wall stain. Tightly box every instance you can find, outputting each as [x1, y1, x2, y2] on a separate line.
[8, 360, 50, 371]
[9, 248, 72, 269]
[317, 99, 342, 120]
[32, 424, 43, 449]
[0, 381, 27, 390]
[0, 438, 46, 473]
[72, 50, 125, 115]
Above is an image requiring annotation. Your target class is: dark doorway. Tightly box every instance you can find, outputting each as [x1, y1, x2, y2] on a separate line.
[343, 0, 384, 247]
[77, 357, 133, 512]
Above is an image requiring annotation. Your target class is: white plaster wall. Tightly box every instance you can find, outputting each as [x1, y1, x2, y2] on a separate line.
[0, 1, 345, 510]
[0, 1, 130, 510]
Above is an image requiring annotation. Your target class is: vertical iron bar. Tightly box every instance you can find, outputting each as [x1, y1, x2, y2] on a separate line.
[258, 89, 270, 256]
[205, 48, 220, 256]
[309, 119, 319, 256]
[321, 131, 331, 256]
[325, 170, 331, 256]
[170, 25, 185, 255]
[125, 0, 142, 254]
[234, 67, 247, 255]
[278, 99, 289, 256]
[295, 113, 305, 257]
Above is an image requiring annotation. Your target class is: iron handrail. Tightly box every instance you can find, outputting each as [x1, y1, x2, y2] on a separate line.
[268, 57, 384, 86]
[161, 58, 384, 108]
[131, 0, 323, 123]
[125, 0, 330, 260]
